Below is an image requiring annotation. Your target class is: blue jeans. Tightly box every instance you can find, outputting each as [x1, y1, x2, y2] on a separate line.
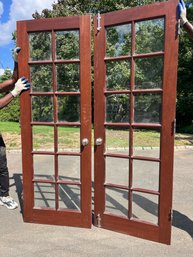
[0, 136, 9, 197]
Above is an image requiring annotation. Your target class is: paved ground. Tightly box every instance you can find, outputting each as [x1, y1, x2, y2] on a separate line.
[0, 149, 193, 257]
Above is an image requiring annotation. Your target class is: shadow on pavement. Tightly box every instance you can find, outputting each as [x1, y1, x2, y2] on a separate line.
[11, 173, 193, 239]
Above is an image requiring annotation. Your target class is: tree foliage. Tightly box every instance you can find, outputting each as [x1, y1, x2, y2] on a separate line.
[177, 2, 193, 131]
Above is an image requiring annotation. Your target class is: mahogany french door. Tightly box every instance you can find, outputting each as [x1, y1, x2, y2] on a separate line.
[94, 0, 178, 244]
[17, 15, 92, 227]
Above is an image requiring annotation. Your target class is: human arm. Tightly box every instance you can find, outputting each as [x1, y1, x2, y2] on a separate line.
[178, 0, 193, 39]
[0, 77, 30, 109]
[0, 47, 21, 93]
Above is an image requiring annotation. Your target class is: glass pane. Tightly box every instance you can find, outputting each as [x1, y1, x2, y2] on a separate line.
[29, 32, 52, 61]
[58, 126, 80, 152]
[106, 157, 129, 186]
[134, 93, 161, 123]
[133, 160, 160, 191]
[57, 95, 80, 122]
[32, 126, 54, 151]
[56, 30, 79, 60]
[56, 64, 80, 92]
[135, 57, 163, 89]
[33, 155, 54, 180]
[32, 96, 54, 122]
[106, 126, 129, 154]
[106, 60, 130, 90]
[106, 24, 132, 57]
[58, 184, 80, 210]
[30, 65, 53, 92]
[105, 187, 128, 217]
[135, 18, 164, 54]
[133, 129, 160, 158]
[132, 192, 159, 224]
[34, 182, 55, 209]
[58, 156, 80, 181]
[106, 94, 130, 123]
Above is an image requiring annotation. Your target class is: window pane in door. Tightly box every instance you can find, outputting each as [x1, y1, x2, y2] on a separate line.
[56, 30, 79, 60]
[32, 96, 54, 122]
[132, 192, 159, 225]
[135, 56, 163, 89]
[30, 65, 53, 92]
[58, 155, 80, 182]
[58, 126, 80, 152]
[57, 95, 80, 122]
[133, 128, 160, 158]
[134, 93, 161, 123]
[34, 182, 55, 209]
[133, 160, 160, 191]
[56, 63, 80, 92]
[106, 157, 129, 186]
[106, 24, 132, 57]
[32, 126, 54, 151]
[106, 94, 130, 123]
[105, 187, 128, 218]
[29, 32, 52, 61]
[106, 60, 131, 91]
[33, 154, 55, 181]
[58, 184, 81, 210]
[105, 126, 129, 154]
[135, 18, 164, 54]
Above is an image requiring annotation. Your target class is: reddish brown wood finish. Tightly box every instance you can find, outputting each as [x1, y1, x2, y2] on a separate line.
[94, 0, 179, 244]
[17, 15, 91, 228]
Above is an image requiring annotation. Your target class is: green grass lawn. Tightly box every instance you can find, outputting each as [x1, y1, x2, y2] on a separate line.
[0, 122, 193, 150]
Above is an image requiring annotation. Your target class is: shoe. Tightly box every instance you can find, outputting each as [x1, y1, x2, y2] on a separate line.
[0, 196, 18, 209]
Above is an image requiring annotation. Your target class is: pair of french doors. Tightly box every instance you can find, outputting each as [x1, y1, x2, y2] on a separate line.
[18, 0, 179, 244]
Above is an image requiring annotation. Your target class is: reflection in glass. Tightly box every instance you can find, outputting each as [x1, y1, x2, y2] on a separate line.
[29, 32, 52, 61]
[132, 192, 159, 224]
[133, 129, 160, 158]
[133, 160, 160, 191]
[30, 65, 53, 92]
[56, 30, 79, 60]
[58, 95, 80, 122]
[106, 60, 130, 90]
[135, 18, 164, 54]
[58, 184, 81, 210]
[105, 187, 128, 217]
[135, 56, 163, 89]
[106, 94, 130, 123]
[56, 64, 80, 92]
[58, 156, 80, 181]
[58, 126, 80, 152]
[106, 24, 131, 57]
[106, 157, 129, 186]
[33, 155, 54, 180]
[134, 93, 161, 123]
[32, 126, 54, 151]
[34, 182, 55, 209]
[32, 96, 54, 122]
[106, 126, 129, 153]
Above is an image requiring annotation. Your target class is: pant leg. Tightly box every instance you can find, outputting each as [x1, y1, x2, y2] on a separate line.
[0, 136, 9, 197]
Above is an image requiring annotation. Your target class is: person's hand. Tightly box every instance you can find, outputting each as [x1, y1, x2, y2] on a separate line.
[178, 0, 188, 25]
[11, 77, 30, 97]
[13, 47, 21, 63]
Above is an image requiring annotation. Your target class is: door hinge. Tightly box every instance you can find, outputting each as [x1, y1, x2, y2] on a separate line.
[169, 209, 173, 222]
[97, 12, 101, 32]
[96, 213, 101, 227]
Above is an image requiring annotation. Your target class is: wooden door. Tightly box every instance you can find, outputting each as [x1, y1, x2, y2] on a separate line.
[94, 0, 179, 244]
[18, 15, 92, 228]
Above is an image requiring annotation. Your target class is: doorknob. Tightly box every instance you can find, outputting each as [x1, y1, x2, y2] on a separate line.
[95, 138, 103, 146]
[82, 138, 89, 146]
